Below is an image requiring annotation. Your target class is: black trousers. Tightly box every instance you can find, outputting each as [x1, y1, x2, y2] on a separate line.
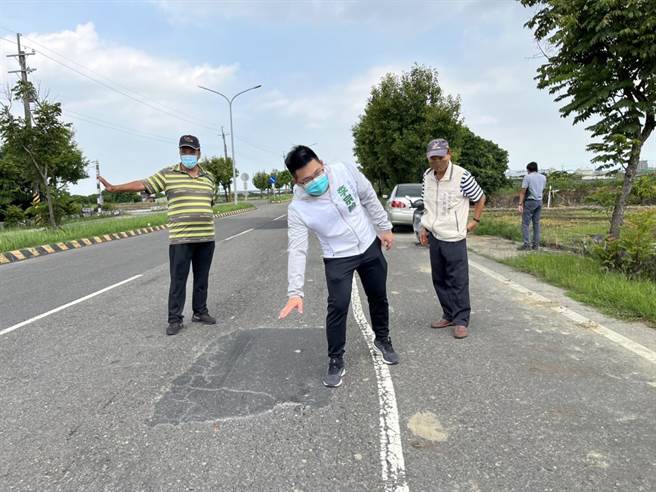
[168, 241, 215, 323]
[428, 234, 471, 327]
[323, 238, 389, 359]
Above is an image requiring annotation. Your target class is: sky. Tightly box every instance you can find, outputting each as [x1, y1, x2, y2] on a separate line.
[0, 0, 654, 195]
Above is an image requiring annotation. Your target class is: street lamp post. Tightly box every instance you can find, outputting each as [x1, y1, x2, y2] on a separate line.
[199, 84, 262, 204]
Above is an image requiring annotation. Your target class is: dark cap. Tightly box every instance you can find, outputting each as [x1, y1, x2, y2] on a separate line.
[179, 134, 200, 150]
[426, 138, 449, 158]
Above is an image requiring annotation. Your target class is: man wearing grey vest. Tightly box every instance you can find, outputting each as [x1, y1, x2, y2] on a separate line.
[518, 161, 547, 250]
[419, 139, 486, 339]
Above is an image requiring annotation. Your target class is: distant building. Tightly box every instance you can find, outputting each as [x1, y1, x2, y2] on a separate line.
[638, 160, 649, 171]
[505, 170, 526, 180]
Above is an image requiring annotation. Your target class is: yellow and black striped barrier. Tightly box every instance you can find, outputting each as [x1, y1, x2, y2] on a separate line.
[0, 206, 255, 265]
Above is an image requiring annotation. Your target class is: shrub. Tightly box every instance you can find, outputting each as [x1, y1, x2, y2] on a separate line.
[592, 211, 656, 281]
[4, 205, 26, 227]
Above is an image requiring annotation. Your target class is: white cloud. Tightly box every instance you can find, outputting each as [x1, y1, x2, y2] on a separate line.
[0, 23, 246, 193]
[257, 65, 401, 129]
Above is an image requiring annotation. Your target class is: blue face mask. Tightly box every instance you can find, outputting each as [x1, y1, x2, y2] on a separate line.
[304, 173, 329, 196]
[180, 154, 198, 169]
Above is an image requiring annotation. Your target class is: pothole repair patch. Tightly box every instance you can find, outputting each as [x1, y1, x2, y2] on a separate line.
[150, 328, 331, 425]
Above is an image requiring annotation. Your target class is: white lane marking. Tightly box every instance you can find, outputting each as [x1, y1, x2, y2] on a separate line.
[469, 260, 656, 365]
[273, 214, 287, 221]
[351, 277, 409, 492]
[223, 228, 254, 241]
[0, 274, 143, 337]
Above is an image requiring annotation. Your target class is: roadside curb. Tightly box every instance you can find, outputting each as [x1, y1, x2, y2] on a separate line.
[0, 206, 255, 265]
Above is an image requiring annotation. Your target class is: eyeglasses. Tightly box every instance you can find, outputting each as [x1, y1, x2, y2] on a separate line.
[298, 167, 325, 186]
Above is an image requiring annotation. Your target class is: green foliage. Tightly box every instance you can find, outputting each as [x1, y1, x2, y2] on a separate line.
[0, 80, 88, 227]
[631, 175, 656, 204]
[458, 127, 509, 195]
[352, 64, 509, 196]
[592, 211, 656, 281]
[0, 150, 32, 221]
[203, 156, 235, 201]
[521, 0, 656, 168]
[521, 0, 656, 237]
[4, 204, 26, 227]
[252, 171, 270, 192]
[276, 169, 293, 190]
[584, 188, 618, 208]
[353, 64, 464, 194]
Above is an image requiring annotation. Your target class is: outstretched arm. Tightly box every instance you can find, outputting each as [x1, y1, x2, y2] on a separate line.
[98, 176, 146, 193]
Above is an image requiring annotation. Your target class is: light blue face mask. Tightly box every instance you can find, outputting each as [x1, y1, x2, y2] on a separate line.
[180, 154, 198, 169]
[304, 173, 329, 196]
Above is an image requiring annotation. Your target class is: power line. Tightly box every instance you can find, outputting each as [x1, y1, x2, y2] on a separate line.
[2, 29, 277, 158]
[0, 32, 219, 133]
[65, 109, 177, 142]
[0, 25, 224, 131]
[63, 110, 176, 145]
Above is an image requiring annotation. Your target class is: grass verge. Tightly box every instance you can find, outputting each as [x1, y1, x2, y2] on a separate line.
[212, 202, 255, 214]
[475, 207, 611, 249]
[1, 202, 254, 253]
[503, 252, 656, 327]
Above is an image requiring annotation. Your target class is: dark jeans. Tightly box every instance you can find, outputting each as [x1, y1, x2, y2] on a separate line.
[428, 234, 471, 327]
[522, 199, 542, 247]
[323, 238, 389, 359]
[168, 241, 215, 323]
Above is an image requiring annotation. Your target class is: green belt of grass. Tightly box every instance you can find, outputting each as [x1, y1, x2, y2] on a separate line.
[504, 253, 656, 327]
[0, 213, 168, 253]
[212, 202, 255, 214]
[1, 203, 255, 253]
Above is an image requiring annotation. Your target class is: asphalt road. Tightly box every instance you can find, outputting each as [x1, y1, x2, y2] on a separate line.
[1, 202, 655, 491]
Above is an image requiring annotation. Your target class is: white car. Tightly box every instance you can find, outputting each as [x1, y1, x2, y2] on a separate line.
[384, 183, 423, 226]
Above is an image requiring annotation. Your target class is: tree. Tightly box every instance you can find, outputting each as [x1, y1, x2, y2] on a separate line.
[0, 147, 32, 221]
[353, 64, 463, 194]
[277, 169, 293, 192]
[521, 0, 656, 238]
[252, 171, 270, 196]
[203, 156, 235, 202]
[0, 81, 88, 227]
[458, 127, 509, 195]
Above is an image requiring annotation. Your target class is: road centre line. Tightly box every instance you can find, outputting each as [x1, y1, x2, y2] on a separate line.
[351, 277, 409, 492]
[273, 214, 287, 221]
[0, 274, 143, 337]
[223, 228, 254, 241]
[469, 260, 656, 365]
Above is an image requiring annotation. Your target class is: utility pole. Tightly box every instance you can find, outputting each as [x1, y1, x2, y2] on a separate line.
[220, 126, 231, 202]
[221, 126, 229, 161]
[221, 129, 231, 200]
[95, 161, 103, 214]
[7, 33, 40, 222]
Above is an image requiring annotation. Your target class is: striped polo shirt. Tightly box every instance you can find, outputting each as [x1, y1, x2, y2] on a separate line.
[143, 164, 216, 244]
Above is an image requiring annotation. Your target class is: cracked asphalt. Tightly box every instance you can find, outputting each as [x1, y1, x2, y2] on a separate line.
[1, 202, 655, 491]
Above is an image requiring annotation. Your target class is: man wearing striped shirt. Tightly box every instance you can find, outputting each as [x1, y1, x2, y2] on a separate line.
[419, 138, 486, 339]
[98, 135, 217, 336]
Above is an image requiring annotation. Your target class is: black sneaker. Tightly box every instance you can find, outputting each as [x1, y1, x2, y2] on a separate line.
[532, 244, 540, 251]
[373, 337, 400, 365]
[192, 313, 216, 325]
[167, 321, 184, 336]
[322, 358, 346, 388]
[517, 244, 531, 251]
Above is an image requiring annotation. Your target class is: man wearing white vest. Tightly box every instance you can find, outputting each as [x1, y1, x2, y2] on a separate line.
[279, 145, 399, 388]
[419, 138, 486, 339]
